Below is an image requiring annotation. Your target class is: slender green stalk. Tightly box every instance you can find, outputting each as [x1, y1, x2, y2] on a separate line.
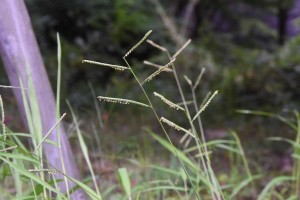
[33, 113, 66, 153]
[165, 50, 222, 199]
[56, 33, 70, 199]
[189, 80, 217, 197]
[123, 57, 201, 200]
[89, 82, 104, 128]
[231, 131, 257, 198]
[67, 101, 102, 199]
[146, 36, 221, 199]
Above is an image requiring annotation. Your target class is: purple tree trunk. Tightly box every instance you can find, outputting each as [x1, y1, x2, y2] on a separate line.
[286, 0, 300, 37]
[0, 1, 86, 199]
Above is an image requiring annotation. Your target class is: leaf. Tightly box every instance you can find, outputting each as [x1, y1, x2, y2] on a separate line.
[258, 176, 295, 200]
[67, 101, 102, 199]
[230, 175, 261, 198]
[0, 157, 66, 198]
[118, 168, 131, 199]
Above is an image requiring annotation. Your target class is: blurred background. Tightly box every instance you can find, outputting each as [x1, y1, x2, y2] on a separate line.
[1, 0, 300, 182]
[19, 0, 299, 120]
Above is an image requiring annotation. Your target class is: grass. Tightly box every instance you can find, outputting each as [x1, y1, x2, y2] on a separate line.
[0, 30, 299, 199]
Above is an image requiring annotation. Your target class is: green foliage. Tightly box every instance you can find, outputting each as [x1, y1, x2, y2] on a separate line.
[20, 0, 299, 121]
[1, 0, 300, 195]
[118, 167, 132, 199]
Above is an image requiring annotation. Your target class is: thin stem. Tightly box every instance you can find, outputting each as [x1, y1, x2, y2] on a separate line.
[165, 51, 219, 199]
[190, 84, 215, 194]
[190, 84, 224, 200]
[123, 57, 201, 200]
[166, 51, 225, 199]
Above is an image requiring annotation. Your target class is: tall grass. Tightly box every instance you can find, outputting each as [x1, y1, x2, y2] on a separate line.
[0, 34, 102, 200]
[238, 109, 300, 199]
[83, 30, 238, 199]
[0, 30, 299, 200]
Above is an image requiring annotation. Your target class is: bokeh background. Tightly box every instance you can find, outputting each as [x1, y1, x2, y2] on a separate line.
[23, 0, 299, 113]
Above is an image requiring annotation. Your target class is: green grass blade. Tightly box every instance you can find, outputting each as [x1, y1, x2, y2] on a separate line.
[230, 174, 261, 198]
[19, 78, 35, 147]
[0, 152, 39, 164]
[215, 144, 241, 154]
[149, 165, 183, 176]
[56, 32, 62, 115]
[118, 167, 131, 200]
[55, 32, 71, 199]
[147, 129, 197, 171]
[102, 185, 118, 198]
[236, 109, 297, 131]
[88, 82, 104, 128]
[66, 175, 101, 200]
[0, 157, 66, 198]
[258, 176, 295, 200]
[67, 100, 102, 199]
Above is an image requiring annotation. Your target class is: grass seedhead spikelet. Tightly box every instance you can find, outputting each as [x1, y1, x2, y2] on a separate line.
[124, 30, 152, 58]
[160, 117, 195, 138]
[98, 96, 150, 108]
[154, 92, 184, 111]
[82, 60, 129, 71]
[193, 90, 218, 121]
[29, 169, 61, 175]
[141, 59, 175, 84]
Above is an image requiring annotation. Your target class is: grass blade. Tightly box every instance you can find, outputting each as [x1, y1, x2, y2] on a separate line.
[258, 176, 294, 200]
[67, 101, 102, 199]
[118, 168, 131, 200]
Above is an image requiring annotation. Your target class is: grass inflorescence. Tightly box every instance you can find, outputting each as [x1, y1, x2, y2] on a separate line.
[1, 29, 299, 200]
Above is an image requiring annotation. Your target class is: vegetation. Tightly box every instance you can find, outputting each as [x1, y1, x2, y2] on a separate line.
[1, 29, 300, 199]
[20, 0, 299, 117]
[0, 0, 300, 199]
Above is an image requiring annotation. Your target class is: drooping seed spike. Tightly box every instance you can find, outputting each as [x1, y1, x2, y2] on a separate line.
[98, 96, 151, 108]
[154, 92, 184, 111]
[141, 59, 175, 84]
[29, 168, 61, 175]
[124, 30, 152, 58]
[82, 60, 128, 71]
[160, 117, 195, 138]
[192, 90, 218, 121]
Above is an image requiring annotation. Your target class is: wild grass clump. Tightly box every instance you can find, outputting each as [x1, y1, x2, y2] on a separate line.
[83, 30, 239, 199]
[0, 30, 299, 200]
